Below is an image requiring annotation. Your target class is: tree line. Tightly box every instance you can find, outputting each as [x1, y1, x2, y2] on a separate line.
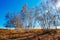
[5, 0, 60, 30]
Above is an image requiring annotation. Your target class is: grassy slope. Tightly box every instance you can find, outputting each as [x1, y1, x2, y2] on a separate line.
[0, 29, 60, 40]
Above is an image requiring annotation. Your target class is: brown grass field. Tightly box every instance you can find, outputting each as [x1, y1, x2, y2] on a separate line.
[0, 29, 60, 40]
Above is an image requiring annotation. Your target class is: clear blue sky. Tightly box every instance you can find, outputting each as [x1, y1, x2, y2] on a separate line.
[0, 0, 42, 28]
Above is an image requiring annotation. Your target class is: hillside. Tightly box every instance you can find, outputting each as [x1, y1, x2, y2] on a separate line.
[0, 29, 60, 40]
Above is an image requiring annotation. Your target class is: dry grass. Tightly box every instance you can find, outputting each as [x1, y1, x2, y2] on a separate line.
[0, 29, 60, 40]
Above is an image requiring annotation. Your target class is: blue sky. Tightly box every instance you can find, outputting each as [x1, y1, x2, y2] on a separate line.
[0, 0, 42, 28]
